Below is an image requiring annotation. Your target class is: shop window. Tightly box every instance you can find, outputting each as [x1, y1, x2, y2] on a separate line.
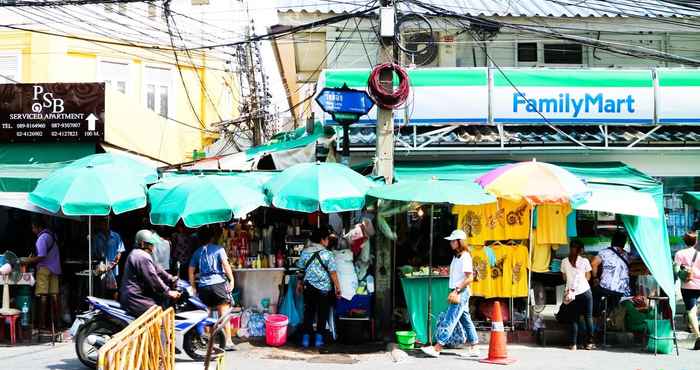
[543, 43, 583, 64]
[144, 66, 172, 118]
[517, 42, 537, 63]
[0, 52, 20, 83]
[98, 60, 129, 94]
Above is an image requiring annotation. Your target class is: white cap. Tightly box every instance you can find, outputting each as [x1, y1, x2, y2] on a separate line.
[135, 229, 160, 246]
[444, 229, 467, 241]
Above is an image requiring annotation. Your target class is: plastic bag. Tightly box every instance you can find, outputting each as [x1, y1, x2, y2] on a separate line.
[103, 269, 117, 290]
[280, 276, 302, 327]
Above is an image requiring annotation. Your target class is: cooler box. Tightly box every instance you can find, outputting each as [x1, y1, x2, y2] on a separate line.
[335, 294, 372, 317]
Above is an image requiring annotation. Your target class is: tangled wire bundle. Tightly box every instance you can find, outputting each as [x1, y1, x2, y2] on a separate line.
[367, 63, 410, 109]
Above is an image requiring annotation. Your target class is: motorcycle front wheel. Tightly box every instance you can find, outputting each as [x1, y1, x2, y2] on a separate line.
[183, 329, 226, 361]
[74, 317, 123, 369]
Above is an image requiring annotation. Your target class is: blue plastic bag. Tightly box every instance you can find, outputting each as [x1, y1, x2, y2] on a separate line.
[280, 276, 302, 327]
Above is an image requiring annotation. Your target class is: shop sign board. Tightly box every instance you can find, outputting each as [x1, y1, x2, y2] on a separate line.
[492, 69, 654, 125]
[316, 68, 489, 126]
[656, 69, 700, 124]
[0, 83, 105, 142]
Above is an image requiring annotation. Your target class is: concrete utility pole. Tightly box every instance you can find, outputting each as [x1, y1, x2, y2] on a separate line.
[374, 0, 396, 185]
[374, 0, 396, 341]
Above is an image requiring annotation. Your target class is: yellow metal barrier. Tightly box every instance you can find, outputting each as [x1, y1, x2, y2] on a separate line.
[97, 306, 175, 370]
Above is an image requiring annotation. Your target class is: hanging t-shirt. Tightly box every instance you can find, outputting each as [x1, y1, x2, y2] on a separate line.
[531, 233, 560, 273]
[511, 244, 530, 297]
[535, 204, 571, 245]
[469, 246, 493, 297]
[489, 244, 512, 298]
[453, 199, 531, 246]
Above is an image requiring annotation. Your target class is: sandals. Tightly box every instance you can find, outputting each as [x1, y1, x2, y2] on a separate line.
[585, 343, 597, 350]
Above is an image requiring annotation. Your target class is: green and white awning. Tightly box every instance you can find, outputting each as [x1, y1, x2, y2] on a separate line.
[316, 67, 700, 126]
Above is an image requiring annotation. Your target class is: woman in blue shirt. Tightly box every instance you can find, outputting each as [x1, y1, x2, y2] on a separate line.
[189, 225, 236, 350]
[296, 226, 341, 348]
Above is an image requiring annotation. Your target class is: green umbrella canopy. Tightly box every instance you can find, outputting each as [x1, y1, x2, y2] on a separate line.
[66, 153, 159, 184]
[367, 179, 496, 205]
[29, 165, 148, 216]
[149, 175, 268, 228]
[264, 162, 374, 213]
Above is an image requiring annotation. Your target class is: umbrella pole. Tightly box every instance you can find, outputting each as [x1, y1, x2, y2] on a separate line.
[88, 215, 92, 297]
[428, 204, 434, 346]
[526, 205, 534, 327]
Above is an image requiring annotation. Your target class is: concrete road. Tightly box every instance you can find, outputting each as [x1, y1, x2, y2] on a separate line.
[1, 341, 698, 370]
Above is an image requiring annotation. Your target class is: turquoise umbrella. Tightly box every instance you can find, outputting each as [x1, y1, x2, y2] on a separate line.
[29, 156, 152, 296]
[263, 162, 374, 213]
[367, 179, 496, 205]
[149, 175, 268, 228]
[66, 153, 159, 184]
[29, 165, 147, 216]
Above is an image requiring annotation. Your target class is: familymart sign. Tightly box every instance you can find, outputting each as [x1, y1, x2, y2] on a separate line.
[316, 67, 700, 126]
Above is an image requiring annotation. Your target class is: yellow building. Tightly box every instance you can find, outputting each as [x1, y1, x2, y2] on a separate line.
[0, 29, 238, 165]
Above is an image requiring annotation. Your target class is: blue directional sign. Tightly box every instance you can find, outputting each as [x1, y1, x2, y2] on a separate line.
[315, 85, 374, 124]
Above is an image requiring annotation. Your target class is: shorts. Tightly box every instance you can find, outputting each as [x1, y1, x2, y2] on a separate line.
[35, 267, 60, 296]
[681, 288, 700, 311]
[198, 282, 231, 307]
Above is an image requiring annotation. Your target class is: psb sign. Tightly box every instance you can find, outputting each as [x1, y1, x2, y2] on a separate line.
[0, 83, 105, 142]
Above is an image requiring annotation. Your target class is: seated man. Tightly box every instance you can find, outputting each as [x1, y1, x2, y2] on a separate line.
[119, 229, 179, 317]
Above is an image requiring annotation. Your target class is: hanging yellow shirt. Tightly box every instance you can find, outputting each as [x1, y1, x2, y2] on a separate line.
[531, 232, 561, 273]
[469, 246, 493, 298]
[453, 200, 531, 246]
[535, 204, 571, 245]
[488, 244, 513, 298]
[511, 244, 530, 297]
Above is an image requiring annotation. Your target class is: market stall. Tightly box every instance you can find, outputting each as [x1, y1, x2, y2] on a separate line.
[378, 160, 676, 350]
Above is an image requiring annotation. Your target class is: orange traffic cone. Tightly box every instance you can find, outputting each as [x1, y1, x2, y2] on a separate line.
[479, 300, 516, 365]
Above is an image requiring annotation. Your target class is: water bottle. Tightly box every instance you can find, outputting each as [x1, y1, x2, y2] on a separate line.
[20, 300, 29, 327]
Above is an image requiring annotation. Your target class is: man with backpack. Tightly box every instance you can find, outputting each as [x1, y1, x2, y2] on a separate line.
[24, 216, 61, 333]
[296, 226, 341, 348]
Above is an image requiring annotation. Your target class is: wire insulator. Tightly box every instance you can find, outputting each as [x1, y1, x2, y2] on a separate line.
[367, 63, 410, 109]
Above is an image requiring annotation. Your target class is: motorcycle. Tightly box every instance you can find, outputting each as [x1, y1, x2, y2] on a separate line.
[71, 280, 226, 369]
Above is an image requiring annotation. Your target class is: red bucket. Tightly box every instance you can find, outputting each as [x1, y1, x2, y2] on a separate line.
[265, 314, 289, 347]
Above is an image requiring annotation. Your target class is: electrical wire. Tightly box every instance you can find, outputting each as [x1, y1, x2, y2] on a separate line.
[368, 63, 410, 109]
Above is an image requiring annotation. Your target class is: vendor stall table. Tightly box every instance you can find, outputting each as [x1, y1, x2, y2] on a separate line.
[233, 268, 285, 310]
[0, 273, 35, 286]
[400, 276, 449, 344]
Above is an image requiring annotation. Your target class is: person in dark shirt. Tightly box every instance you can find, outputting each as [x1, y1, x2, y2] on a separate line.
[119, 229, 180, 317]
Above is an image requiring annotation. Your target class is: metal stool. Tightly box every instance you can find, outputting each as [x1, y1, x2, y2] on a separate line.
[647, 296, 679, 356]
[0, 313, 21, 345]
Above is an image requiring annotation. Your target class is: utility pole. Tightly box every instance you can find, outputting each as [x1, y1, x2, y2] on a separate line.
[375, 0, 396, 185]
[374, 0, 396, 341]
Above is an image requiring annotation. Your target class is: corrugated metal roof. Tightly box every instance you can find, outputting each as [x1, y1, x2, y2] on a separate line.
[276, 0, 700, 18]
[346, 125, 700, 148]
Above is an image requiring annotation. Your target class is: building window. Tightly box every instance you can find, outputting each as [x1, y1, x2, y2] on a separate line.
[98, 60, 129, 94]
[517, 42, 537, 63]
[144, 66, 172, 117]
[544, 43, 583, 64]
[0, 53, 20, 83]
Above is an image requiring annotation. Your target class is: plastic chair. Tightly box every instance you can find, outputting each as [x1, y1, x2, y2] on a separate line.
[1, 313, 21, 345]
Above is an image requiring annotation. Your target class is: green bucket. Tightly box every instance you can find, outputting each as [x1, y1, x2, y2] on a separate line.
[396, 331, 417, 349]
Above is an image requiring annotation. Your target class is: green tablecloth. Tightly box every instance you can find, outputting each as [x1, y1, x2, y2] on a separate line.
[400, 276, 450, 344]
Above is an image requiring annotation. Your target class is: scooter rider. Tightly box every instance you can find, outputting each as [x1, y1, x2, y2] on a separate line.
[119, 229, 180, 317]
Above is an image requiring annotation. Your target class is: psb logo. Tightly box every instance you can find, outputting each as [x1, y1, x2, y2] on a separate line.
[31, 85, 65, 114]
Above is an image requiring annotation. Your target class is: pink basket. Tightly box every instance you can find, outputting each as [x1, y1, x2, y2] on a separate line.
[265, 314, 289, 347]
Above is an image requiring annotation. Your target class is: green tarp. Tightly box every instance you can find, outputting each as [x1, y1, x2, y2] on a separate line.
[394, 161, 675, 314]
[245, 123, 332, 158]
[400, 277, 450, 344]
[0, 143, 95, 192]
